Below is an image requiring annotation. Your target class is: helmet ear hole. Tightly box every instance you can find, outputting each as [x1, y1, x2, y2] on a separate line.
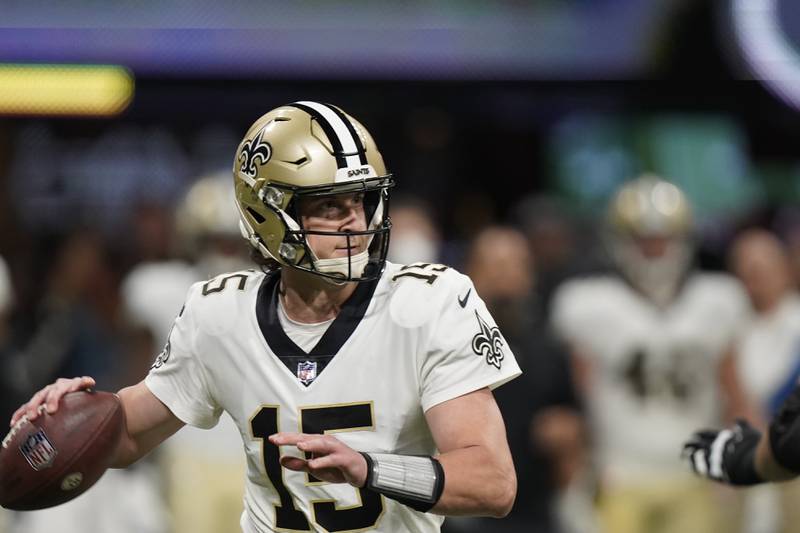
[246, 207, 266, 224]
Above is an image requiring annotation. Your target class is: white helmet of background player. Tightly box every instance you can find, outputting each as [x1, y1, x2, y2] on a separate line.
[233, 101, 393, 282]
[607, 174, 693, 306]
[175, 171, 251, 278]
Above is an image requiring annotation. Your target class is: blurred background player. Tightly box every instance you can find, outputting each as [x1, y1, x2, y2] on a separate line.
[449, 226, 584, 533]
[728, 229, 800, 533]
[386, 195, 443, 266]
[120, 171, 249, 533]
[551, 175, 752, 533]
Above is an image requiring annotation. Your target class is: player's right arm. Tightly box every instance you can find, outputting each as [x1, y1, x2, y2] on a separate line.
[112, 380, 184, 467]
[9, 376, 185, 469]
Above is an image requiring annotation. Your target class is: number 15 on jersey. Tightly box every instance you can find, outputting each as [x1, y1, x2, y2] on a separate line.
[250, 402, 384, 532]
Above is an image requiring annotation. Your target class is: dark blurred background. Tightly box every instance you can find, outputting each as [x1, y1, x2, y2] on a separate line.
[2, 0, 800, 274]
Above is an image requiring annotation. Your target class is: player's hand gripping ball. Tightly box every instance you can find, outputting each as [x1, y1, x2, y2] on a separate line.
[0, 390, 124, 510]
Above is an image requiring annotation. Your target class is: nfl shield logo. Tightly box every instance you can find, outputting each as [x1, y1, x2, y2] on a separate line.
[297, 361, 317, 385]
[19, 428, 57, 471]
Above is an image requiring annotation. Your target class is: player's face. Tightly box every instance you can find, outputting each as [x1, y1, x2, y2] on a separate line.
[634, 235, 670, 259]
[297, 192, 369, 260]
[731, 234, 793, 310]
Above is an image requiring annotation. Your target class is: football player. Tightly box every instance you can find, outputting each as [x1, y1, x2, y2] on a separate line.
[465, 226, 585, 533]
[8, 101, 521, 533]
[551, 175, 751, 533]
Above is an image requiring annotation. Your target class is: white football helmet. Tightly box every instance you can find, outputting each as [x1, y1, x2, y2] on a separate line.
[175, 171, 251, 277]
[176, 171, 240, 244]
[233, 101, 393, 282]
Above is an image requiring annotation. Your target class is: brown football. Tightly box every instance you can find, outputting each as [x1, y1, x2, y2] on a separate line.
[0, 390, 125, 510]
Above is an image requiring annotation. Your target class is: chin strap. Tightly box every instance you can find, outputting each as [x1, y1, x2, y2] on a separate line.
[313, 250, 370, 279]
[306, 190, 386, 280]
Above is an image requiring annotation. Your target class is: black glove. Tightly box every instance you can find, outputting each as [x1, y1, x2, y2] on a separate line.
[682, 419, 763, 486]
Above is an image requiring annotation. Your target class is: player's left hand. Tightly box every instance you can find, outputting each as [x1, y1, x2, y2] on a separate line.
[269, 432, 368, 487]
[682, 419, 763, 486]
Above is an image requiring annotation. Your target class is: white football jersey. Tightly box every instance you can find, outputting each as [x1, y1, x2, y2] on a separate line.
[121, 260, 197, 347]
[551, 272, 748, 484]
[145, 261, 521, 533]
[736, 294, 800, 410]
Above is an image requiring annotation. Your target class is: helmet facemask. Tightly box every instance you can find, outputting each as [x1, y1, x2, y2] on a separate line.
[606, 175, 693, 306]
[608, 234, 692, 306]
[241, 175, 393, 283]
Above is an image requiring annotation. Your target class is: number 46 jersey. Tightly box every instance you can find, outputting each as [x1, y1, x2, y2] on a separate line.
[551, 272, 748, 484]
[145, 261, 521, 533]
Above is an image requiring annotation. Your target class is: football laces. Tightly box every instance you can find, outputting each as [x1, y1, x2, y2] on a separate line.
[2, 416, 29, 449]
[2, 406, 45, 449]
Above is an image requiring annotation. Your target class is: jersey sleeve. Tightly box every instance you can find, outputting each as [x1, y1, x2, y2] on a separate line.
[550, 278, 591, 346]
[419, 272, 521, 412]
[700, 274, 751, 360]
[550, 277, 612, 359]
[144, 282, 223, 429]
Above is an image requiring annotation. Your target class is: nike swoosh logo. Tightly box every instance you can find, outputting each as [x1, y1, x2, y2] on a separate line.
[458, 288, 472, 308]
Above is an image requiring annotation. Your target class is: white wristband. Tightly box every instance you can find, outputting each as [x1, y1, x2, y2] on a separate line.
[362, 452, 441, 504]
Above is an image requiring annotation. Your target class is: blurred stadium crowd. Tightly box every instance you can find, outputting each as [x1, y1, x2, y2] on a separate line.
[2, 0, 800, 532]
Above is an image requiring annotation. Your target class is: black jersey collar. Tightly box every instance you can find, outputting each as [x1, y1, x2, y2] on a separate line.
[256, 271, 379, 359]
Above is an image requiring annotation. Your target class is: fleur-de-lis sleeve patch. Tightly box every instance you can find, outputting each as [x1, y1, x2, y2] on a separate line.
[471, 310, 505, 369]
[151, 304, 183, 370]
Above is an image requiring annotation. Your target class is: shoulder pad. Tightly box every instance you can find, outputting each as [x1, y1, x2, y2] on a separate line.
[385, 262, 472, 329]
[187, 269, 263, 336]
[553, 275, 626, 309]
[688, 272, 749, 308]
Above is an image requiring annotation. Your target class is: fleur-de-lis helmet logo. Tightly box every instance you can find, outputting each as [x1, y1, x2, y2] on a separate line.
[471, 311, 505, 369]
[238, 126, 272, 178]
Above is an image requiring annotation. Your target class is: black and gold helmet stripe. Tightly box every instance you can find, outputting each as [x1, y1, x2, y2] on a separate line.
[289, 101, 368, 169]
[320, 102, 368, 166]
